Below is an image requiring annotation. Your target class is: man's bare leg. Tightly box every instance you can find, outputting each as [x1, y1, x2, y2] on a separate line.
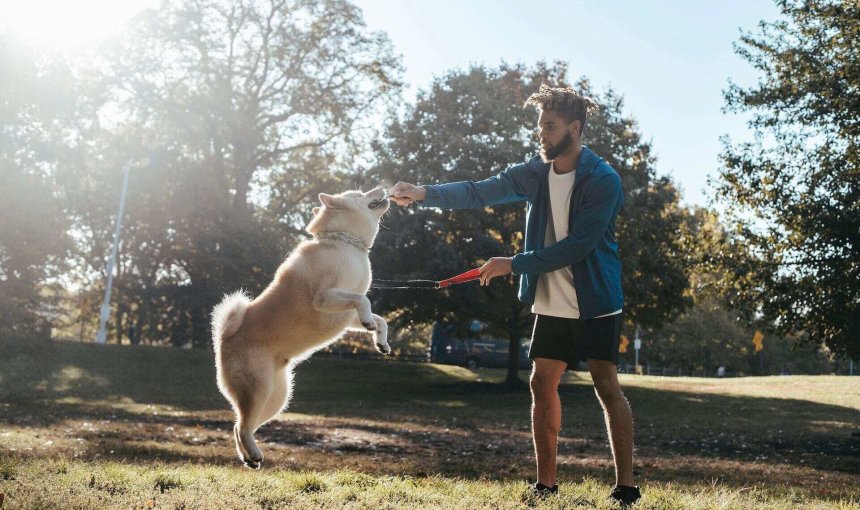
[530, 358, 568, 487]
[587, 359, 634, 487]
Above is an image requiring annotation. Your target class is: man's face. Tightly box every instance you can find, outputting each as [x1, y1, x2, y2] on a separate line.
[538, 110, 579, 162]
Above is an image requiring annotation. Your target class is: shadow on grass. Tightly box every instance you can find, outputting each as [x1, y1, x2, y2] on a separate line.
[1, 338, 858, 489]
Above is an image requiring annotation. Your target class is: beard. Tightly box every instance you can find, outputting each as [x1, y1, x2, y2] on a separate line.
[540, 131, 574, 162]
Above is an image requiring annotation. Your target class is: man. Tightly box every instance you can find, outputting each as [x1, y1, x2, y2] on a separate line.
[389, 84, 641, 507]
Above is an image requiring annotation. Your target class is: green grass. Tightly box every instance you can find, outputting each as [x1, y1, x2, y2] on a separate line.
[0, 337, 858, 509]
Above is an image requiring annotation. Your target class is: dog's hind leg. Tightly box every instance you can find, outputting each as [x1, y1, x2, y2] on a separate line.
[233, 423, 249, 462]
[231, 357, 275, 469]
[254, 365, 293, 431]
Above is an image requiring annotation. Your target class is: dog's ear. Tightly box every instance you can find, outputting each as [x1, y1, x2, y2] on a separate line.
[312, 207, 321, 216]
[318, 193, 345, 209]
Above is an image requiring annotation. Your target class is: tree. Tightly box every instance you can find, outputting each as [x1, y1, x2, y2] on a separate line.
[371, 62, 691, 385]
[588, 90, 692, 330]
[713, 0, 860, 358]
[58, 0, 402, 346]
[636, 295, 832, 376]
[371, 64, 545, 387]
[0, 36, 73, 340]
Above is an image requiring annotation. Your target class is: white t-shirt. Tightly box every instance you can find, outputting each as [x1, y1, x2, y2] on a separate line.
[531, 163, 622, 320]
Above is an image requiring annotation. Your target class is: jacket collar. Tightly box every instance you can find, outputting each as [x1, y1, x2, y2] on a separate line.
[534, 145, 602, 179]
[577, 145, 603, 177]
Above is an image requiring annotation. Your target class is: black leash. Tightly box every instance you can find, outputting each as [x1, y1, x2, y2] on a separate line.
[370, 268, 482, 290]
[370, 279, 440, 289]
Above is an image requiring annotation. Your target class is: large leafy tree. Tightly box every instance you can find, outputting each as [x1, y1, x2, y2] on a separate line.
[713, 0, 859, 357]
[639, 295, 832, 376]
[370, 62, 690, 384]
[60, 0, 402, 346]
[630, 207, 833, 375]
[371, 63, 546, 386]
[0, 36, 75, 340]
[588, 90, 691, 330]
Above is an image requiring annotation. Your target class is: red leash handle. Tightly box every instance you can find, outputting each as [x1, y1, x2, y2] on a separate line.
[437, 268, 482, 289]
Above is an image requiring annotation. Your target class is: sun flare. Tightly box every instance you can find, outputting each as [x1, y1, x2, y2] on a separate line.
[0, 0, 157, 48]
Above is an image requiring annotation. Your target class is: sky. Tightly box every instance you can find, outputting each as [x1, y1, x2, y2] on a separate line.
[1, 0, 782, 207]
[350, 0, 782, 207]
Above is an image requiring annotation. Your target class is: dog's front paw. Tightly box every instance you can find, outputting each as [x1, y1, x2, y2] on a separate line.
[362, 321, 376, 331]
[375, 342, 391, 355]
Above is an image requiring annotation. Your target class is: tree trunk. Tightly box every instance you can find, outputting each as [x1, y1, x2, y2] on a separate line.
[138, 285, 150, 345]
[231, 134, 255, 212]
[114, 300, 126, 344]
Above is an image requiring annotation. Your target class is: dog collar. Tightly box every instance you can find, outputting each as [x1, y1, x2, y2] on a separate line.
[314, 231, 369, 252]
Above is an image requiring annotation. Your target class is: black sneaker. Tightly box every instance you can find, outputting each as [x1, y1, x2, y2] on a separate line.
[609, 485, 641, 507]
[529, 482, 559, 498]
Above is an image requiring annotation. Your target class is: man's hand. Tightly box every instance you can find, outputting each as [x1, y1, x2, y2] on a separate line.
[478, 257, 513, 286]
[389, 182, 426, 206]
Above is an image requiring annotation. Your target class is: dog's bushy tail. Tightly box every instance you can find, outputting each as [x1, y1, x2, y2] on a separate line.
[211, 290, 252, 346]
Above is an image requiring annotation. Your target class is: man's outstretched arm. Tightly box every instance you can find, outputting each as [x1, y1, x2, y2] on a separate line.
[389, 161, 533, 210]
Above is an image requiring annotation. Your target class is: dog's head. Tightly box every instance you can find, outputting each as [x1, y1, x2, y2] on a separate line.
[305, 186, 390, 244]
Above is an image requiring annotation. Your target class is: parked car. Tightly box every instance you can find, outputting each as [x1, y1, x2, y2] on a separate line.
[429, 320, 531, 369]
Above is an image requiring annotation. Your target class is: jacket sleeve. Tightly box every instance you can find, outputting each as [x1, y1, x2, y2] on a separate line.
[511, 171, 622, 275]
[419, 162, 531, 209]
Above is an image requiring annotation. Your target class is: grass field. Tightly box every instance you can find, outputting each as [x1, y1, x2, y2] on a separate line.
[0, 338, 858, 509]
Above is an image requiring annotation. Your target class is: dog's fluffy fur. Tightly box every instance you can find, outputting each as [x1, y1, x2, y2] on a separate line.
[211, 188, 391, 468]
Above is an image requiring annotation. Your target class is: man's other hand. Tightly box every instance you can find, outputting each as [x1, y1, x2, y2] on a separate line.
[389, 182, 426, 206]
[479, 257, 513, 286]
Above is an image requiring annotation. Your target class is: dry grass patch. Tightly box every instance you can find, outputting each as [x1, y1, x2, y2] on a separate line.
[0, 338, 857, 509]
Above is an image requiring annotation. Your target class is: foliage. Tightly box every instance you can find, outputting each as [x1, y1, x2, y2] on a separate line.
[371, 63, 558, 384]
[713, 0, 860, 358]
[635, 208, 835, 376]
[41, 0, 402, 346]
[587, 89, 692, 330]
[633, 295, 833, 376]
[0, 36, 73, 340]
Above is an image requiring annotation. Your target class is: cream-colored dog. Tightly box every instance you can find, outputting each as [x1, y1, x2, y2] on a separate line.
[211, 187, 391, 468]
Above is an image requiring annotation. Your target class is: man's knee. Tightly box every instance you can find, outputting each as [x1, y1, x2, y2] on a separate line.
[591, 373, 622, 402]
[530, 369, 561, 401]
[530, 371, 550, 394]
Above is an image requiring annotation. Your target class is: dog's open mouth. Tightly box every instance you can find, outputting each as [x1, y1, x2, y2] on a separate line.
[368, 189, 389, 209]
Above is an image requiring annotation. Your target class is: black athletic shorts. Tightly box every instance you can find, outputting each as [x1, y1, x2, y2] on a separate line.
[528, 313, 622, 368]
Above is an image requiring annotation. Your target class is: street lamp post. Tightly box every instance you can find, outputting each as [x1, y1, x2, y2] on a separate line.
[96, 162, 131, 344]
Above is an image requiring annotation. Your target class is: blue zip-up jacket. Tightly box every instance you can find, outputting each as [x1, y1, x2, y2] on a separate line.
[420, 146, 624, 319]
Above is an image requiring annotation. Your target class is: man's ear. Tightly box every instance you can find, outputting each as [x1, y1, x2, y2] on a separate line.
[319, 193, 343, 209]
[569, 119, 582, 139]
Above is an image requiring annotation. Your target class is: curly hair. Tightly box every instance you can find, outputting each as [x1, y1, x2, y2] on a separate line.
[523, 84, 599, 136]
